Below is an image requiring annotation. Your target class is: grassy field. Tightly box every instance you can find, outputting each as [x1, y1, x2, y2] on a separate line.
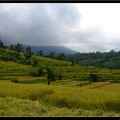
[0, 59, 120, 116]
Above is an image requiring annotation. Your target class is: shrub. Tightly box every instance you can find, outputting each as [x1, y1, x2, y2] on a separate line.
[58, 74, 62, 80]
[33, 59, 38, 67]
[46, 67, 56, 84]
[89, 73, 99, 82]
[24, 60, 31, 65]
[30, 67, 44, 77]
[31, 57, 39, 67]
[11, 79, 19, 83]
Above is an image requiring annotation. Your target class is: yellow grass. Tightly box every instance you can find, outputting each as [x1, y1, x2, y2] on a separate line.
[0, 59, 120, 116]
[0, 80, 120, 113]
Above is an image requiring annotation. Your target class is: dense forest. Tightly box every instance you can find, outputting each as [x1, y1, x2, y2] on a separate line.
[68, 50, 120, 69]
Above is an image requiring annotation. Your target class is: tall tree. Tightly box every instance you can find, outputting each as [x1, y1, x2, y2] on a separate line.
[14, 43, 24, 53]
[0, 36, 5, 48]
[57, 52, 66, 61]
[9, 45, 15, 51]
[37, 50, 43, 56]
[24, 47, 33, 61]
[46, 67, 55, 85]
[48, 51, 56, 59]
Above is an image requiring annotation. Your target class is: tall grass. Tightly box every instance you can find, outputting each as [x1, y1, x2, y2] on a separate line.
[0, 81, 120, 114]
[0, 58, 120, 116]
[0, 96, 47, 116]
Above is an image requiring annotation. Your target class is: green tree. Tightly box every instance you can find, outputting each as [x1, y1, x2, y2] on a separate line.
[69, 57, 74, 66]
[58, 74, 62, 80]
[89, 73, 99, 82]
[37, 50, 43, 56]
[13, 51, 20, 61]
[0, 36, 5, 48]
[32, 57, 39, 67]
[24, 47, 33, 60]
[30, 67, 44, 77]
[9, 45, 15, 51]
[14, 43, 24, 53]
[47, 51, 56, 59]
[46, 67, 55, 85]
[24, 47, 33, 65]
[57, 52, 66, 61]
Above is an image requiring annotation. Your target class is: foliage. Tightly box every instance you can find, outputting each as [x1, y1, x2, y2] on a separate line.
[46, 67, 56, 84]
[46, 51, 56, 59]
[56, 52, 66, 61]
[36, 50, 43, 56]
[11, 79, 19, 83]
[89, 73, 99, 82]
[58, 74, 62, 80]
[0, 39, 5, 48]
[31, 57, 39, 67]
[30, 67, 44, 77]
[24, 47, 33, 61]
[14, 43, 24, 53]
[69, 57, 74, 66]
[0, 39, 120, 116]
[0, 57, 120, 116]
[69, 50, 120, 69]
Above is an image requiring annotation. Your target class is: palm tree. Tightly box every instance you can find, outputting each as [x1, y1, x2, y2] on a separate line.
[9, 45, 14, 51]
[24, 47, 33, 60]
[37, 50, 43, 56]
[14, 43, 24, 53]
[57, 52, 66, 61]
[0, 39, 5, 48]
[48, 51, 56, 59]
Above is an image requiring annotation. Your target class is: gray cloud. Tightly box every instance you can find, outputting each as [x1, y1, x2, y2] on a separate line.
[0, 3, 120, 52]
[0, 3, 81, 46]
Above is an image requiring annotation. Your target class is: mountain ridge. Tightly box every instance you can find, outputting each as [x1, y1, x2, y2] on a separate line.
[23, 45, 78, 55]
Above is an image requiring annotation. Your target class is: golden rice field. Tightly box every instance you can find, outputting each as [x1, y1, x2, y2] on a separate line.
[0, 80, 120, 116]
[0, 60, 120, 116]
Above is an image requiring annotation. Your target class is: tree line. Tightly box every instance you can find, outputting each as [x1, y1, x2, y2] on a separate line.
[0, 36, 76, 67]
[68, 50, 120, 69]
[0, 38, 64, 85]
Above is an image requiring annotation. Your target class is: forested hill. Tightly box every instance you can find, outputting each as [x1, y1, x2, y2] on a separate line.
[69, 50, 120, 69]
[1, 38, 120, 69]
[23, 45, 77, 55]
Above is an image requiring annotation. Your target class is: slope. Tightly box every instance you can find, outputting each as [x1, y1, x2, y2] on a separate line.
[23, 45, 78, 55]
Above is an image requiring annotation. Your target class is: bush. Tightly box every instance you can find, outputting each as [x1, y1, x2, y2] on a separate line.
[24, 60, 31, 65]
[30, 67, 44, 77]
[33, 59, 38, 67]
[46, 67, 56, 84]
[58, 74, 62, 80]
[11, 79, 19, 83]
[89, 73, 99, 82]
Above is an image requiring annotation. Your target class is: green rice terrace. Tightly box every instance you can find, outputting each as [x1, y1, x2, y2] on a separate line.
[0, 49, 120, 116]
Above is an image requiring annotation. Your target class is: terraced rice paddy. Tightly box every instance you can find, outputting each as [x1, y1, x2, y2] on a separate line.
[0, 60, 120, 116]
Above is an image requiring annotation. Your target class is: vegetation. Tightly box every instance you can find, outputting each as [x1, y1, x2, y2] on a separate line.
[68, 50, 120, 69]
[30, 67, 44, 77]
[0, 39, 120, 116]
[89, 73, 99, 82]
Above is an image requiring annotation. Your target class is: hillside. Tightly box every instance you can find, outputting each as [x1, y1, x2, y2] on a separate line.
[0, 48, 120, 116]
[23, 45, 78, 55]
[69, 51, 120, 69]
[0, 60, 120, 116]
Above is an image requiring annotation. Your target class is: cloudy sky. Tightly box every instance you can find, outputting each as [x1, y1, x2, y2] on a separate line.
[0, 3, 120, 53]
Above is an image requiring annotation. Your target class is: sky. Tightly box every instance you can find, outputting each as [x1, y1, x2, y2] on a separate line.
[0, 3, 120, 53]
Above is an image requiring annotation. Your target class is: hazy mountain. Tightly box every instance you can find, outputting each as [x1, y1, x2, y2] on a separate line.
[23, 45, 78, 55]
